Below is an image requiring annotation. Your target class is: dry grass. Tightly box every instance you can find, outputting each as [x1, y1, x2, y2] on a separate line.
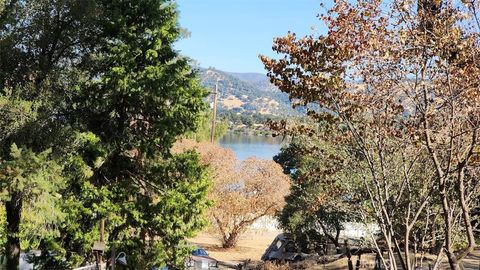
[189, 229, 377, 270]
[254, 261, 292, 270]
[190, 230, 479, 269]
[190, 229, 281, 264]
[221, 95, 244, 108]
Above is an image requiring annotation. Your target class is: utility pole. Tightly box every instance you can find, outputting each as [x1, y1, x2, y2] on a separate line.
[93, 219, 105, 269]
[210, 80, 219, 143]
[100, 219, 105, 242]
[99, 219, 105, 268]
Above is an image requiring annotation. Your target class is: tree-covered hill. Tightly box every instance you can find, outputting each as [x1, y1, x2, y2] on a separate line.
[228, 71, 279, 93]
[198, 68, 300, 116]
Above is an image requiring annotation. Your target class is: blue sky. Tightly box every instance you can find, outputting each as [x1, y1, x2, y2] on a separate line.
[174, 0, 326, 73]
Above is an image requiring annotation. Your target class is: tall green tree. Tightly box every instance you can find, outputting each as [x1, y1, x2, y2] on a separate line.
[1, 0, 210, 268]
[0, 1, 98, 267]
[73, 0, 209, 268]
[273, 126, 362, 251]
[0, 144, 64, 269]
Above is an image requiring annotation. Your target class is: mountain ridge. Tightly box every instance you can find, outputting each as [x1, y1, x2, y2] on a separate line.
[198, 68, 298, 116]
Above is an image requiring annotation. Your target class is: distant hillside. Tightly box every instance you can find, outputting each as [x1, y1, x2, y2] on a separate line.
[228, 72, 278, 93]
[198, 68, 299, 116]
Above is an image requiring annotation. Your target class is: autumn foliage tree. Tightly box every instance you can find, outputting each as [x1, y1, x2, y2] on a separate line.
[174, 139, 290, 248]
[262, 1, 480, 269]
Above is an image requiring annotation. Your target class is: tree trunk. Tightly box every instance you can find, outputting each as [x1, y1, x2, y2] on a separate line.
[393, 236, 407, 270]
[223, 231, 240, 249]
[404, 227, 411, 270]
[318, 220, 341, 248]
[440, 189, 460, 270]
[5, 192, 22, 270]
[445, 250, 461, 270]
[456, 169, 476, 260]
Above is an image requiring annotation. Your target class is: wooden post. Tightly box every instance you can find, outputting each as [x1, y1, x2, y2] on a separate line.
[111, 244, 116, 270]
[99, 219, 105, 268]
[374, 252, 382, 270]
[210, 81, 218, 143]
[100, 219, 105, 242]
[355, 253, 361, 270]
[345, 239, 353, 270]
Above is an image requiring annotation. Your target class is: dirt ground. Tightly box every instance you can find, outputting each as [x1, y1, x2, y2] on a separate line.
[190, 229, 281, 265]
[189, 229, 377, 270]
[190, 230, 480, 270]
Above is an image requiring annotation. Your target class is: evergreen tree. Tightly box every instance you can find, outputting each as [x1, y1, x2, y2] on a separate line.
[274, 135, 360, 251]
[0, 0, 210, 268]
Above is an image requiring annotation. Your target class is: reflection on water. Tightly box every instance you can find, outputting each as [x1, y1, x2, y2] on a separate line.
[219, 133, 285, 161]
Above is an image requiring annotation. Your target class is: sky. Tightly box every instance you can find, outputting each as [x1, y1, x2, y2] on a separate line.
[174, 0, 326, 74]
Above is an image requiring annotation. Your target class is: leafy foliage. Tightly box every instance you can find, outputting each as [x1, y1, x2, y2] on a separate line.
[0, 0, 211, 269]
[184, 109, 228, 142]
[174, 139, 290, 248]
[274, 131, 362, 251]
[262, 1, 480, 269]
[0, 145, 64, 240]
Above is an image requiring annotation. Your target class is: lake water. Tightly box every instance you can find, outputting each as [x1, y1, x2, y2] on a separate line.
[219, 133, 284, 161]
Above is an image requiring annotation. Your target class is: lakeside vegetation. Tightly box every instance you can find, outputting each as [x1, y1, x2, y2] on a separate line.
[218, 111, 311, 137]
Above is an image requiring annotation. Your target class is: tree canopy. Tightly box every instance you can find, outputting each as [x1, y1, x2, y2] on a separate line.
[0, 0, 210, 269]
[262, 1, 480, 269]
[174, 139, 290, 248]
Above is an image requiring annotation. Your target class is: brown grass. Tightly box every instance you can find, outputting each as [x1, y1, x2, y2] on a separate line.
[189, 229, 376, 270]
[254, 261, 292, 270]
[190, 229, 470, 270]
[221, 95, 244, 108]
[190, 229, 281, 264]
